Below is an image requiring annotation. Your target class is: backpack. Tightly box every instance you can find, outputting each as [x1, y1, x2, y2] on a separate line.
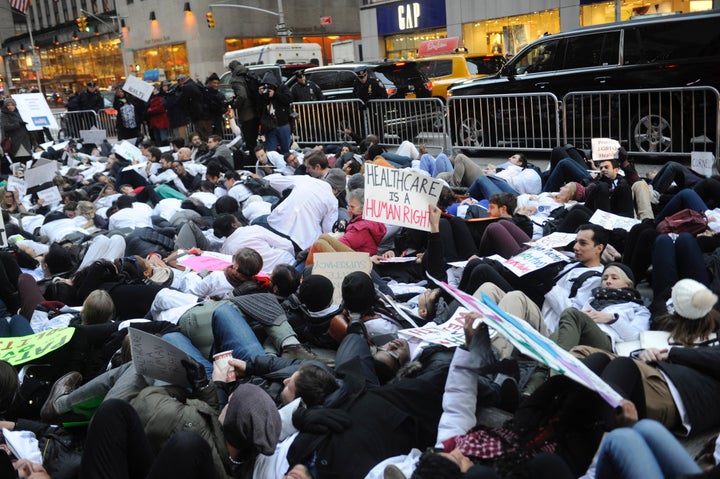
[119, 102, 137, 129]
[656, 208, 708, 235]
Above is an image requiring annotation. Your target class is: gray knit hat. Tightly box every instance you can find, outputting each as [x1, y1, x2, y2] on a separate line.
[223, 383, 281, 455]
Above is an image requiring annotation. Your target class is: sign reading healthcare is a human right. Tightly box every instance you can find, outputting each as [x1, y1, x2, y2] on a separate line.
[364, 163, 443, 232]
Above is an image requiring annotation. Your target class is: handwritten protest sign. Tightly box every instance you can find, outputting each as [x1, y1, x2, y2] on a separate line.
[364, 163, 443, 231]
[113, 140, 144, 163]
[24, 160, 57, 188]
[591, 138, 620, 162]
[79, 128, 107, 146]
[123, 75, 154, 102]
[526, 232, 577, 249]
[129, 328, 192, 388]
[502, 246, 568, 277]
[430, 276, 623, 407]
[589, 209, 640, 232]
[6, 176, 26, 197]
[11, 93, 59, 131]
[36, 186, 62, 207]
[691, 151, 715, 178]
[399, 307, 483, 348]
[178, 253, 233, 272]
[312, 252, 372, 305]
[0, 327, 76, 365]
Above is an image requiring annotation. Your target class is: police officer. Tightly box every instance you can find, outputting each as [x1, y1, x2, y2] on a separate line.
[291, 71, 324, 102]
[352, 67, 387, 105]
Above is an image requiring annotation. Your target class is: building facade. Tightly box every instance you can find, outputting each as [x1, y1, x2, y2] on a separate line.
[1, 0, 361, 95]
[360, 0, 716, 60]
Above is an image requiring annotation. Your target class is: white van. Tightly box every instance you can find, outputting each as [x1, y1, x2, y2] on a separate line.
[222, 43, 323, 69]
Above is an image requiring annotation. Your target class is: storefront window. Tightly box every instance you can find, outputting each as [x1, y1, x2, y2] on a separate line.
[132, 43, 188, 81]
[461, 10, 559, 57]
[384, 28, 446, 59]
[580, 0, 713, 26]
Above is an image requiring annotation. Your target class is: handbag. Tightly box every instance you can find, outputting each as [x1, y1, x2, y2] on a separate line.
[656, 208, 708, 235]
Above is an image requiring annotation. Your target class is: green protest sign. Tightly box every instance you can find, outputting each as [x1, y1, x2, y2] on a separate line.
[0, 327, 76, 365]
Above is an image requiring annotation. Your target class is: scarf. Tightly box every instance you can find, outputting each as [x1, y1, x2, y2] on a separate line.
[589, 287, 643, 311]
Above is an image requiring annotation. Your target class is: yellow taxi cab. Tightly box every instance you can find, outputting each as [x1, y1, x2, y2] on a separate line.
[415, 39, 505, 100]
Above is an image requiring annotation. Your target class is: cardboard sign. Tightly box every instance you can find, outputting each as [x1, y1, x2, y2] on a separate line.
[502, 246, 568, 277]
[364, 163, 443, 231]
[123, 75, 154, 102]
[24, 160, 58, 188]
[6, 176, 27, 197]
[113, 140, 144, 163]
[79, 128, 107, 146]
[10, 93, 59, 131]
[431, 276, 623, 407]
[128, 328, 192, 388]
[0, 327, 76, 365]
[179, 254, 233, 272]
[526, 232, 577, 249]
[591, 138, 620, 162]
[691, 151, 715, 178]
[36, 186, 62, 207]
[589, 209, 640, 232]
[311, 252, 372, 305]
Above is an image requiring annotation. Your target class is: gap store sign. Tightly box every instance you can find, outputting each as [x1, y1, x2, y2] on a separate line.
[376, 0, 447, 35]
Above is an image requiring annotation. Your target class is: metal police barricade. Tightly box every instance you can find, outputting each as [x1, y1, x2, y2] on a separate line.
[292, 99, 367, 147]
[367, 97, 447, 151]
[96, 110, 118, 140]
[447, 93, 561, 152]
[562, 86, 720, 161]
[51, 110, 100, 141]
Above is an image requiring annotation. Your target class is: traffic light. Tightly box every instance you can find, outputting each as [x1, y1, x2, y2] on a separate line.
[205, 12, 215, 28]
[76, 16, 89, 32]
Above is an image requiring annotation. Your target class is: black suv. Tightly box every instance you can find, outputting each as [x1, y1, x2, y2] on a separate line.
[448, 11, 720, 153]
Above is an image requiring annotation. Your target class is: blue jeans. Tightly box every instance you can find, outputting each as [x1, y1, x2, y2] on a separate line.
[654, 188, 708, 225]
[651, 161, 704, 193]
[433, 153, 453, 177]
[380, 152, 412, 168]
[264, 124, 292, 155]
[211, 304, 265, 361]
[596, 419, 700, 479]
[652, 233, 710, 297]
[0, 314, 34, 337]
[162, 332, 213, 379]
[468, 175, 518, 200]
[542, 158, 590, 192]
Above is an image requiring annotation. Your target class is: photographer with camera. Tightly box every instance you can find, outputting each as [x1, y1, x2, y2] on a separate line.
[257, 72, 293, 156]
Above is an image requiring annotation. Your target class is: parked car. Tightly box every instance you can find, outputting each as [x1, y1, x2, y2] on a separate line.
[417, 53, 505, 100]
[448, 11, 720, 153]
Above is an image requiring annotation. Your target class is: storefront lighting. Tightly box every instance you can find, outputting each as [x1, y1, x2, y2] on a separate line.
[149, 11, 157, 22]
[184, 2, 191, 13]
[20, 44, 25, 53]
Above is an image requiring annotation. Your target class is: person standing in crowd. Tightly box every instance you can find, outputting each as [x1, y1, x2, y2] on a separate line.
[146, 83, 170, 146]
[162, 80, 188, 140]
[113, 84, 143, 143]
[229, 61, 261, 155]
[257, 72, 293, 155]
[203, 72, 227, 137]
[67, 81, 104, 133]
[291, 71, 324, 102]
[1, 98, 33, 166]
[177, 74, 206, 139]
[353, 66, 387, 105]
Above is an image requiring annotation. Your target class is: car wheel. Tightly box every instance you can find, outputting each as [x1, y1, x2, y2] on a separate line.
[632, 111, 673, 153]
[457, 117, 484, 148]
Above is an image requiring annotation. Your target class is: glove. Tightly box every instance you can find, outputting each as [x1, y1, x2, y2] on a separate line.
[292, 407, 352, 435]
[181, 358, 209, 391]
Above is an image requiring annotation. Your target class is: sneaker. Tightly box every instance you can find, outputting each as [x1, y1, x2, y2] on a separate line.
[40, 371, 82, 421]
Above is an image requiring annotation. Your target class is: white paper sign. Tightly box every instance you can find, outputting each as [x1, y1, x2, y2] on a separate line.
[526, 232, 577, 249]
[364, 163, 443, 231]
[113, 140, 144, 163]
[312, 252, 372, 305]
[24, 160, 58, 188]
[123, 75, 154, 102]
[589, 209, 640, 232]
[36, 186, 62, 207]
[691, 151, 715, 178]
[591, 138, 620, 162]
[128, 328, 192, 388]
[6, 176, 27, 197]
[10, 93, 59, 131]
[502, 246, 569, 277]
[79, 128, 107, 145]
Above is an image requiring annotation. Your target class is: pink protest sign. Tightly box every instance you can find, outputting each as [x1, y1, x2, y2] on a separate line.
[179, 254, 233, 272]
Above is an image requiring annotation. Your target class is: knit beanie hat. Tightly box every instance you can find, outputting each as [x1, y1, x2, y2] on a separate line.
[341, 271, 376, 314]
[324, 168, 347, 193]
[672, 279, 718, 320]
[222, 383, 281, 455]
[603, 262, 635, 287]
[298, 275, 334, 312]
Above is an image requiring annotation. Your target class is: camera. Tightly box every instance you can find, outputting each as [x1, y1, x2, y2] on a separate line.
[260, 84, 271, 96]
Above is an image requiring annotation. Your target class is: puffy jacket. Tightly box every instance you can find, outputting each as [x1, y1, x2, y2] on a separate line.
[339, 215, 387, 255]
[146, 93, 170, 129]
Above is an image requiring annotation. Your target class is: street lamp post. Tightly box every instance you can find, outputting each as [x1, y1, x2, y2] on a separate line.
[208, 0, 289, 42]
